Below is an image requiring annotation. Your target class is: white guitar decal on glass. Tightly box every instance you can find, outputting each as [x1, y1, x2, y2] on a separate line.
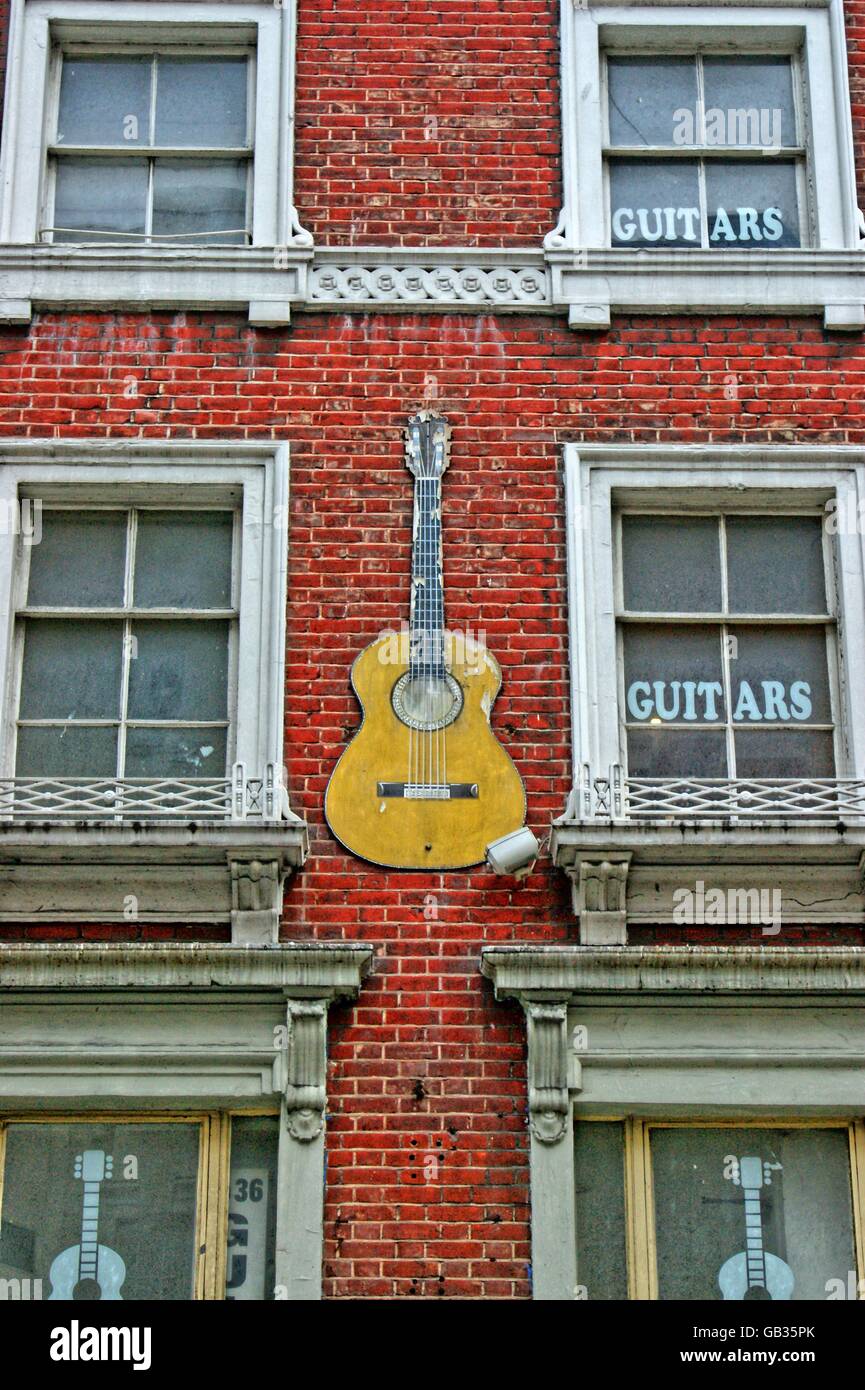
[718, 1155, 794, 1301]
[48, 1149, 126, 1301]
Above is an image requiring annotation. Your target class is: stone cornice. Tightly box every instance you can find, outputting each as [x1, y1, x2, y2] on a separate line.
[481, 944, 865, 999]
[0, 942, 375, 997]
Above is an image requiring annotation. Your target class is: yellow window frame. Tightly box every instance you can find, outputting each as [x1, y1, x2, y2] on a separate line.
[581, 1116, 865, 1300]
[0, 1109, 278, 1301]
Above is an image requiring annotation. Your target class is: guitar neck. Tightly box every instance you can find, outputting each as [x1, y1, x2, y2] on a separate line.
[409, 475, 446, 678]
[78, 1181, 102, 1278]
[742, 1186, 767, 1288]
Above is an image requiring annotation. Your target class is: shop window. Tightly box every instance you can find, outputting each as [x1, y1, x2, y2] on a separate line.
[574, 1120, 865, 1301]
[618, 511, 838, 781]
[0, 1114, 278, 1301]
[606, 53, 807, 250]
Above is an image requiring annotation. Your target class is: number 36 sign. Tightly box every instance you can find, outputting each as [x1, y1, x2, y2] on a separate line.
[226, 1169, 269, 1301]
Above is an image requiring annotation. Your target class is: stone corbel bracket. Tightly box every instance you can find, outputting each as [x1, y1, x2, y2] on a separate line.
[228, 855, 285, 944]
[526, 1000, 571, 1144]
[568, 854, 631, 945]
[279, 999, 328, 1142]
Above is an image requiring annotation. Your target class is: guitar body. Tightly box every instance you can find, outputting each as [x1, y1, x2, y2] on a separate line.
[48, 1243, 126, 1300]
[326, 634, 526, 869]
[718, 1250, 794, 1301]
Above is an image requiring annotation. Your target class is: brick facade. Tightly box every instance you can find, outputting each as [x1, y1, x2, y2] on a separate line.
[1, 0, 863, 1299]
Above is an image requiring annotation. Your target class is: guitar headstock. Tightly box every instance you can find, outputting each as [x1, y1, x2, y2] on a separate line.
[74, 1149, 112, 1183]
[405, 412, 450, 482]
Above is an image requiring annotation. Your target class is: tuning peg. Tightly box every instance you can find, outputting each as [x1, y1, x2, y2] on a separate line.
[105, 1157, 114, 1176]
[74, 1155, 82, 1176]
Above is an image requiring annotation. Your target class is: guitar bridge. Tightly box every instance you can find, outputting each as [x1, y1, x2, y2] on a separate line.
[377, 782, 479, 800]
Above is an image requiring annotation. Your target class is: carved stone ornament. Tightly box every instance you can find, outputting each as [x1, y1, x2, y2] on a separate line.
[526, 1000, 570, 1145]
[571, 856, 631, 945]
[282, 1000, 329, 1142]
[228, 857, 283, 944]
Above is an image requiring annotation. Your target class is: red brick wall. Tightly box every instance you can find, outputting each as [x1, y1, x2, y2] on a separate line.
[295, 0, 561, 246]
[0, 0, 863, 1300]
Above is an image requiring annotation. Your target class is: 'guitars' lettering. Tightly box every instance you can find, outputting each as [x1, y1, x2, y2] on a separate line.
[627, 679, 812, 722]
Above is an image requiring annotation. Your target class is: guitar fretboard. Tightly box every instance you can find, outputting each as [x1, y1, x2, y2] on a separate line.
[78, 1181, 102, 1279]
[409, 475, 446, 678]
[743, 1187, 766, 1288]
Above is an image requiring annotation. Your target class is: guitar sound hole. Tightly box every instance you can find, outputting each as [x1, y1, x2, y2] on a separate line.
[744, 1286, 772, 1301]
[391, 672, 464, 732]
[73, 1278, 102, 1300]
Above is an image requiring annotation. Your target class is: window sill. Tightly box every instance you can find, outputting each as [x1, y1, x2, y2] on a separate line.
[0, 817, 309, 938]
[545, 246, 865, 329]
[0, 243, 313, 327]
[550, 816, 865, 943]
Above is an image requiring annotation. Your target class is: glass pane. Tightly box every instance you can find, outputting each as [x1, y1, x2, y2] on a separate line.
[574, 1121, 627, 1300]
[155, 57, 248, 147]
[0, 1123, 200, 1301]
[53, 159, 148, 243]
[610, 160, 701, 246]
[702, 57, 796, 149]
[727, 516, 826, 615]
[57, 56, 151, 147]
[729, 627, 831, 724]
[735, 728, 835, 779]
[124, 726, 227, 779]
[151, 160, 248, 244]
[226, 1117, 279, 1301]
[627, 727, 728, 777]
[27, 512, 127, 608]
[135, 512, 233, 608]
[607, 56, 698, 147]
[706, 160, 800, 249]
[623, 625, 725, 723]
[651, 1127, 856, 1301]
[15, 724, 117, 778]
[19, 620, 122, 719]
[127, 621, 229, 721]
[622, 516, 721, 612]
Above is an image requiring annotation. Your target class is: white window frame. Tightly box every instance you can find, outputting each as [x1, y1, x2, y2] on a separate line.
[0, 1, 312, 325]
[562, 443, 865, 811]
[546, 0, 865, 329]
[0, 440, 290, 805]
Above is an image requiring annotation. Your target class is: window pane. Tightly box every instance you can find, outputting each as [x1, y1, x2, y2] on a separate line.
[729, 627, 831, 724]
[151, 160, 248, 244]
[726, 516, 826, 614]
[0, 1123, 200, 1301]
[57, 57, 151, 147]
[15, 724, 117, 778]
[622, 516, 721, 612]
[609, 160, 701, 246]
[27, 512, 127, 608]
[574, 1121, 627, 1300]
[706, 160, 800, 249]
[226, 1117, 279, 1301]
[623, 625, 725, 723]
[19, 620, 122, 719]
[125, 726, 227, 779]
[651, 1127, 856, 1301]
[735, 728, 835, 779]
[127, 620, 229, 721]
[53, 159, 148, 242]
[135, 512, 233, 608]
[702, 57, 796, 149]
[155, 58, 248, 147]
[627, 727, 727, 777]
[607, 56, 698, 147]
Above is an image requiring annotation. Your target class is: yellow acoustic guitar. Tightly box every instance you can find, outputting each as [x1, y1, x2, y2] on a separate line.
[325, 412, 526, 869]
